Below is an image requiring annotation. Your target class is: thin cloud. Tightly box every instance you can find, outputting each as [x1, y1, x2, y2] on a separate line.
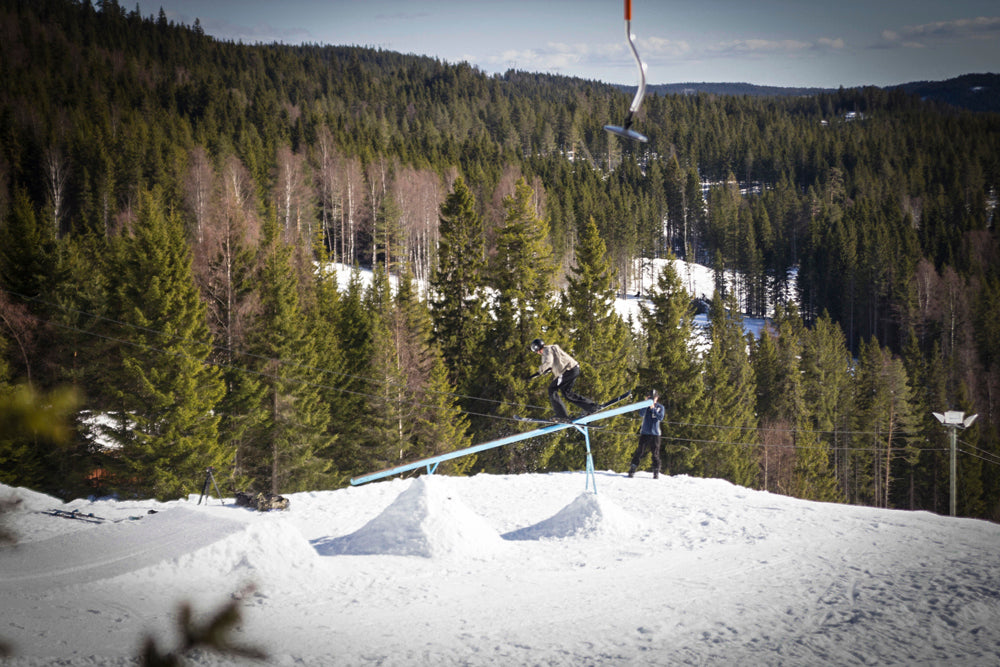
[818, 37, 846, 49]
[373, 12, 432, 21]
[695, 36, 845, 59]
[641, 36, 692, 59]
[882, 16, 1000, 48]
[489, 40, 623, 73]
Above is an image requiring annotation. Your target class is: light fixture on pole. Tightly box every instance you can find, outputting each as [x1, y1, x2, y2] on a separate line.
[932, 410, 978, 517]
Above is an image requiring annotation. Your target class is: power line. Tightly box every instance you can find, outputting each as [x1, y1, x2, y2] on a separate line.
[1, 286, 983, 455]
[957, 438, 1000, 468]
[666, 418, 884, 438]
[2, 286, 556, 422]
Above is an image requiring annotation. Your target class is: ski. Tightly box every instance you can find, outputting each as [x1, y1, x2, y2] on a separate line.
[40, 508, 151, 523]
[597, 390, 632, 411]
[42, 509, 106, 524]
[513, 391, 632, 428]
[513, 415, 601, 427]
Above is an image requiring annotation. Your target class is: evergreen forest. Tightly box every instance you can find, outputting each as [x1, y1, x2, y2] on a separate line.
[2, 0, 999, 520]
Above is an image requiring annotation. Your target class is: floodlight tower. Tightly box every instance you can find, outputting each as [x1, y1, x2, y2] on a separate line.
[932, 410, 978, 517]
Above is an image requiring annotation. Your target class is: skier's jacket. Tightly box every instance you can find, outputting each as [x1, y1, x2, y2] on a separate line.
[537, 344, 579, 381]
[639, 403, 666, 436]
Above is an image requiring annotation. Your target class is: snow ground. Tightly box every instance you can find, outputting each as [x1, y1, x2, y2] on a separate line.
[3, 472, 1000, 666]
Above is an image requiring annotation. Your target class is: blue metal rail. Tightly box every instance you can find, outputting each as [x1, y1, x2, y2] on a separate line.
[350, 399, 651, 492]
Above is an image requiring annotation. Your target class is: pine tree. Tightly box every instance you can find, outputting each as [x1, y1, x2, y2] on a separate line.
[307, 263, 347, 484]
[192, 160, 266, 493]
[707, 173, 741, 270]
[901, 334, 950, 512]
[244, 217, 332, 493]
[351, 266, 444, 473]
[797, 311, 847, 502]
[410, 353, 474, 475]
[552, 217, 632, 471]
[374, 191, 404, 273]
[393, 268, 439, 434]
[430, 177, 488, 397]
[0, 328, 46, 488]
[358, 267, 410, 470]
[637, 255, 703, 475]
[43, 233, 116, 497]
[0, 188, 57, 302]
[697, 290, 759, 487]
[853, 336, 918, 508]
[752, 305, 805, 496]
[483, 177, 556, 472]
[753, 304, 841, 500]
[105, 189, 226, 500]
[328, 269, 375, 475]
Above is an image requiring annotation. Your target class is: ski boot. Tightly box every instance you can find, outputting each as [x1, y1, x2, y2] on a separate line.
[627, 464, 637, 478]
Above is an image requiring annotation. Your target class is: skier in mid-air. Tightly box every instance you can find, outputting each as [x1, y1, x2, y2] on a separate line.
[528, 338, 600, 421]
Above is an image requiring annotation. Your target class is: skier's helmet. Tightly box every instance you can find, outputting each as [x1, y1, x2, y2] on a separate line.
[530, 338, 544, 353]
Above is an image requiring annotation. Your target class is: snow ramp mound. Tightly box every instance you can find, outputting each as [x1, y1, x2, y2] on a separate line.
[0, 507, 321, 593]
[148, 516, 321, 584]
[0, 507, 245, 593]
[503, 491, 645, 540]
[315, 476, 504, 559]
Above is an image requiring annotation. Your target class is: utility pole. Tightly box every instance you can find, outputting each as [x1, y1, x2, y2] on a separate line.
[932, 411, 978, 517]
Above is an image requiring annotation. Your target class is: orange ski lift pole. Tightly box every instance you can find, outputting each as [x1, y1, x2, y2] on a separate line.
[604, 0, 648, 142]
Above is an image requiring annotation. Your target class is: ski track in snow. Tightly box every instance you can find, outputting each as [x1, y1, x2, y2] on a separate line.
[2, 473, 1000, 666]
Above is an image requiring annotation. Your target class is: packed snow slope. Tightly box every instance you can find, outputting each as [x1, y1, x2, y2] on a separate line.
[2, 472, 1000, 666]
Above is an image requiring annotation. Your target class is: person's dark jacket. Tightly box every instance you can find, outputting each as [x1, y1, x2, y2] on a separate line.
[639, 403, 665, 436]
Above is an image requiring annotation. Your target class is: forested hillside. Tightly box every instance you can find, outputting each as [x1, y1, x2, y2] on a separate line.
[1, 0, 998, 519]
[650, 73, 1000, 113]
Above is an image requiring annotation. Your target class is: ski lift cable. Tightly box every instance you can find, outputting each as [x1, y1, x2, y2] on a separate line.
[3, 286, 490, 408]
[958, 449, 1000, 468]
[37, 309, 902, 448]
[38, 314, 537, 423]
[957, 441, 1000, 467]
[4, 287, 917, 443]
[9, 290, 561, 421]
[42, 307, 916, 452]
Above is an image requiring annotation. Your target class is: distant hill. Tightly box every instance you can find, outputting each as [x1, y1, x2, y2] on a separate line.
[890, 73, 1000, 114]
[643, 73, 1000, 113]
[646, 82, 834, 98]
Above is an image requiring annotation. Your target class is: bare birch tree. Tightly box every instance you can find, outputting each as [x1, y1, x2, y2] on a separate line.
[340, 156, 364, 264]
[185, 146, 213, 244]
[274, 145, 314, 246]
[198, 154, 261, 353]
[393, 166, 442, 288]
[43, 146, 70, 237]
[314, 126, 340, 261]
[365, 156, 394, 269]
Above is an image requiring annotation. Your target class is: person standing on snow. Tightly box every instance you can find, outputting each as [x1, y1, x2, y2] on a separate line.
[628, 389, 665, 478]
[528, 338, 600, 421]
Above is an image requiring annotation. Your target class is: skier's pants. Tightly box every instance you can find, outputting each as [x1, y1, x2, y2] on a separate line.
[630, 433, 661, 471]
[547, 365, 598, 418]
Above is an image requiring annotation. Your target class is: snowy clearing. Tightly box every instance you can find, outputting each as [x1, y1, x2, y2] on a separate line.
[3, 472, 1000, 665]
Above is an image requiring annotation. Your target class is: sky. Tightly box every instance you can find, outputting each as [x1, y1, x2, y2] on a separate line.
[136, 0, 1000, 89]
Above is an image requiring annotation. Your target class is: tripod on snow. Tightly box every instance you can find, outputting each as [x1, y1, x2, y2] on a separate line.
[197, 466, 224, 505]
